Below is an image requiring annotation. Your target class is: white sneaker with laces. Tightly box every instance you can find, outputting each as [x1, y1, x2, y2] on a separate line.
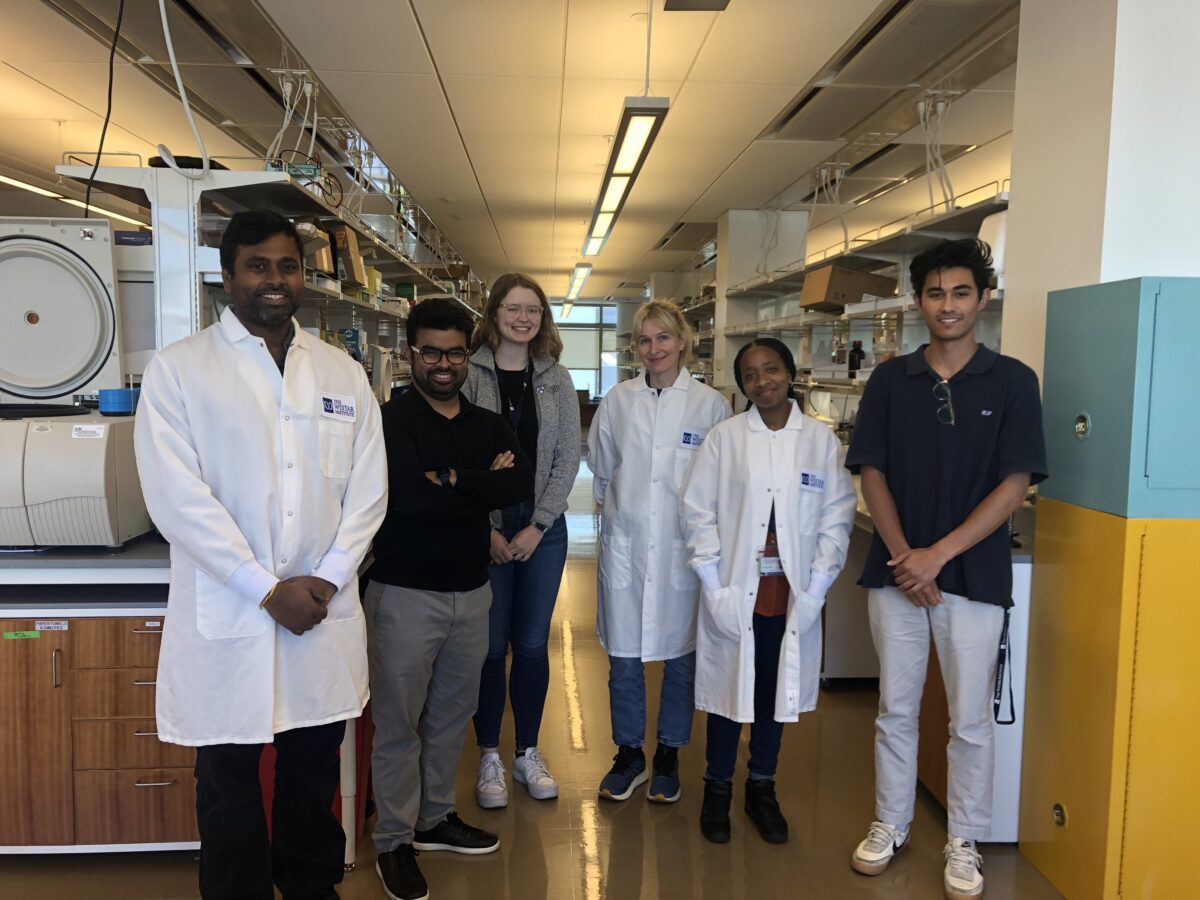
[943, 837, 984, 899]
[513, 747, 559, 800]
[851, 820, 911, 875]
[475, 753, 508, 809]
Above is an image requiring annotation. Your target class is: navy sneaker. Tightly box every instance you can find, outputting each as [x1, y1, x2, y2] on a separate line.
[376, 844, 428, 900]
[598, 745, 647, 800]
[413, 811, 499, 855]
[647, 744, 681, 803]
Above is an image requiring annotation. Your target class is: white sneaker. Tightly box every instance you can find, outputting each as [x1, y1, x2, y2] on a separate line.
[851, 820, 910, 875]
[475, 753, 508, 809]
[943, 837, 984, 899]
[513, 747, 559, 800]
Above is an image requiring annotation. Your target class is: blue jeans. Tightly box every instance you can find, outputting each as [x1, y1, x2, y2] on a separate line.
[705, 613, 786, 782]
[473, 503, 568, 750]
[608, 652, 696, 749]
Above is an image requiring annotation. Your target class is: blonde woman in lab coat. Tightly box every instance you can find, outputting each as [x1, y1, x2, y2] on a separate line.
[681, 338, 856, 845]
[588, 299, 729, 804]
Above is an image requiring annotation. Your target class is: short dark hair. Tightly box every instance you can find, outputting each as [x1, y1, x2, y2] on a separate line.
[733, 338, 797, 405]
[406, 298, 476, 349]
[910, 238, 994, 298]
[219, 210, 303, 273]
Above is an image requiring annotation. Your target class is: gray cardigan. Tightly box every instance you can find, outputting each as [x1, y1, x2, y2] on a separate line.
[463, 346, 582, 530]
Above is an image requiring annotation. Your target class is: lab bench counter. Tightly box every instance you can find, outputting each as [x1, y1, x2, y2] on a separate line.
[0, 535, 170, 585]
[0, 566, 365, 865]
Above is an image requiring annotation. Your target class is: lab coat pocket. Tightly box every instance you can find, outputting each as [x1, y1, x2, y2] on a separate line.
[318, 421, 354, 479]
[599, 534, 634, 590]
[701, 585, 744, 641]
[673, 449, 698, 492]
[195, 569, 272, 640]
[791, 590, 823, 635]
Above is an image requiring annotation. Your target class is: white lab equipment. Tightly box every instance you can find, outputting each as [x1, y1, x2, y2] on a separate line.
[0, 217, 124, 404]
[0, 415, 150, 547]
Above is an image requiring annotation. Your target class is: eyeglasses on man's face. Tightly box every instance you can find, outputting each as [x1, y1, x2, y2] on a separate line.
[933, 379, 955, 426]
[413, 346, 469, 365]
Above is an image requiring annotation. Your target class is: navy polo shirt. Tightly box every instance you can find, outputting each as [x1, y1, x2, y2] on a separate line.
[845, 344, 1048, 607]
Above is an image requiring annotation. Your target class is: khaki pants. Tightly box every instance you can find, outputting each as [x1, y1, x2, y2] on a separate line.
[868, 586, 1004, 840]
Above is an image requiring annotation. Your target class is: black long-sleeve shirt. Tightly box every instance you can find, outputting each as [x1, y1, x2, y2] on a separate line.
[369, 387, 533, 591]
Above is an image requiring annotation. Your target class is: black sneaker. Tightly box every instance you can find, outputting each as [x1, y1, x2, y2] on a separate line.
[699, 778, 733, 844]
[376, 844, 428, 900]
[648, 744, 681, 803]
[598, 745, 648, 800]
[744, 778, 789, 844]
[413, 811, 500, 855]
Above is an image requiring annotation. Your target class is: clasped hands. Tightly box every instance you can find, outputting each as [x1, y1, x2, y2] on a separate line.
[263, 575, 339, 636]
[888, 545, 951, 608]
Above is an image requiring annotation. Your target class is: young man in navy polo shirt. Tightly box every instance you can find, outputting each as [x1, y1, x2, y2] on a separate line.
[845, 239, 1047, 900]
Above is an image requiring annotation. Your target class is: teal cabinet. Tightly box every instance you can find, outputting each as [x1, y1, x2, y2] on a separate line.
[1040, 277, 1200, 518]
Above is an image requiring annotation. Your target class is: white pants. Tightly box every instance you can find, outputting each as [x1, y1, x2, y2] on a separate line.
[868, 586, 1004, 840]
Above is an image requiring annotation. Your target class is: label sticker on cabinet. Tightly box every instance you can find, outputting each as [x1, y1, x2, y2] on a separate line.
[144, 621, 162, 628]
[71, 424, 106, 439]
[3, 631, 40, 640]
[35, 621, 68, 631]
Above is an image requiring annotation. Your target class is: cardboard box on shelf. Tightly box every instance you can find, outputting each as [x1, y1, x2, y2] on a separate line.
[365, 266, 382, 297]
[329, 223, 368, 288]
[800, 266, 897, 312]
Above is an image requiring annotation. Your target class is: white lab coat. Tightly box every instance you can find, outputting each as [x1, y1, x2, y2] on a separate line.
[588, 369, 729, 660]
[680, 401, 855, 722]
[134, 308, 387, 746]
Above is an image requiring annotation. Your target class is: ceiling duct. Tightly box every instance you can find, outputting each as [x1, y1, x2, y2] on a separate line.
[763, 0, 1018, 148]
[653, 222, 717, 252]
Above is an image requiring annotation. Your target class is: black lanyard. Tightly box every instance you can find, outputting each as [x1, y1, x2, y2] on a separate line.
[992, 607, 1014, 725]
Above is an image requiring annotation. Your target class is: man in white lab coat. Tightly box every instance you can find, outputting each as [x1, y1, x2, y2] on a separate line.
[134, 210, 387, 900]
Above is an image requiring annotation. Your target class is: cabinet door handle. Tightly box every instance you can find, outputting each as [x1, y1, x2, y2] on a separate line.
[131, 628, 163, 634]
[51, 648, 61, 688]
[134, 779, 176, 788]
[133, 730, 159, 737]
[132, 680, 157, 686]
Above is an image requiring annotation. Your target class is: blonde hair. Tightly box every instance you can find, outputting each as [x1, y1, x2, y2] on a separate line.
[471, 273, 564, 361]
[632, 299, 694, 368]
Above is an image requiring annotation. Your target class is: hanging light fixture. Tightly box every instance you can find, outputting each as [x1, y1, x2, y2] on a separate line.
[565, 263, 592, 305]
[581, 2, 669, 257]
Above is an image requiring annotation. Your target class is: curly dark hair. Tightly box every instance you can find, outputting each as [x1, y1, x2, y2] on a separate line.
[910, 238, 994, 298]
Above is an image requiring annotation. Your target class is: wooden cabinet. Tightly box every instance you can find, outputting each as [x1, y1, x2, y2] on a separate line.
[0, 612, 197, 848]
[0, 619, 74, 845]
[68, 615, 197, 845]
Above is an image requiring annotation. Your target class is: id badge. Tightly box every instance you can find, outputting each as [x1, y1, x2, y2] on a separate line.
[758, 553, 784, 576]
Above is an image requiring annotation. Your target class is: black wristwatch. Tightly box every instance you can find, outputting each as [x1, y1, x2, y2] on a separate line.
[533, 521, 548, 533]
[437, 468, 452, 488]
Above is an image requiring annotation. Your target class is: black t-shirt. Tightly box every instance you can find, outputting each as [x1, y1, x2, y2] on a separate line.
[845, 344, 1048, 607]
[496, 365, 539, 481]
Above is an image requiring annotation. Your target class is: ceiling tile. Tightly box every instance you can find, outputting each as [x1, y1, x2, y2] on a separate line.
[411, 0, 566, 78]
[257, 0, 433, 74]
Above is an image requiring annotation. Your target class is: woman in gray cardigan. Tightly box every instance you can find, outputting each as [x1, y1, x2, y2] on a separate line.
[463, 273, 581, 809]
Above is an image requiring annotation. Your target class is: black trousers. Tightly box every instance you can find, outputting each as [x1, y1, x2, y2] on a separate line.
[195, 719, 346, 900]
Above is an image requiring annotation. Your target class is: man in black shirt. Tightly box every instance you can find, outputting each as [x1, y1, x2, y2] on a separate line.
[845, 240, 1047, 900]
[367, 299, 532, 900]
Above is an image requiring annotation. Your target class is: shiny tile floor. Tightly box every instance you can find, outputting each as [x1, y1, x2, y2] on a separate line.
[0, 462, 1061, 899]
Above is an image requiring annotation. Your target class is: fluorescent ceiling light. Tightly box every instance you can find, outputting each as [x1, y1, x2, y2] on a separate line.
[561, 301, 574, 319]
[599, 176, 629, 213]
[614, 116, 657, 174]
[58, 198, 146, 226]
[0, 174, 62, 198]
[565, 263, 592, 301]
[581, 96, 669, 258]
[591, 213, 614, 239]
[0, 170, 148, 226]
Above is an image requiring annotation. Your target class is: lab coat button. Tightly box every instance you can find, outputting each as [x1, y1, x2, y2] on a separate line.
[287, 511, 294, 517]
[287, 463, 294, 469]
[284, 415, 291, 421]
[281, 558, 288, 564]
